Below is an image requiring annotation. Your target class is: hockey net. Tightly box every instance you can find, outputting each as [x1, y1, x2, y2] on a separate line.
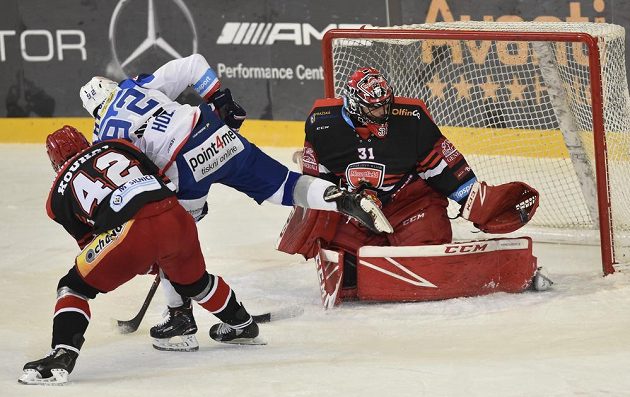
[322, 22, 630, 274]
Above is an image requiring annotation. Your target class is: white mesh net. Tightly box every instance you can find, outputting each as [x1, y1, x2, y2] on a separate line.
[326, 22, 630, 272]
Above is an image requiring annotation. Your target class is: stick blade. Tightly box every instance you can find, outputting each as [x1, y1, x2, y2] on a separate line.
[253, 305, 304, 323]
[112, 317, 140, 334]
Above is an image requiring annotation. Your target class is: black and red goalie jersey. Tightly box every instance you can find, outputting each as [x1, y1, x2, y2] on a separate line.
[303, 97, 477, 205]
[46, 139, 176, 246]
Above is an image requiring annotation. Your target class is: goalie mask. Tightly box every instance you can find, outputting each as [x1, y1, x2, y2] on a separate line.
[79, 76, 118, 117]
[343, 67, 393, 138]
[46, 125, 90, 172]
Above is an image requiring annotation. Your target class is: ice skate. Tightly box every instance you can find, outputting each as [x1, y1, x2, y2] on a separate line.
[18, 347, 78, 386]
[531, 267, 554, 291]
[209, 306, 266, 345]
[150, 299, 199, 352]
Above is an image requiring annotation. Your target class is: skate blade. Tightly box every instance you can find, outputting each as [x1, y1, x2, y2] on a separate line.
[532, 273, 554, 291]
[531, 267, 554, 292]
[152, 334, 199, 352]
[219, 336, 267, 346]
[18, 369, 68, 385]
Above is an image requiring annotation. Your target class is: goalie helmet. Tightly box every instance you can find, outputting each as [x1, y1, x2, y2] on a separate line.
[79, 76, 118, 117]
[46, 125, 90, 172]
[343, 67, 393, 135]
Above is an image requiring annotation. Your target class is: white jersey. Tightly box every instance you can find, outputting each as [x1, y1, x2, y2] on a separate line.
[92, 54, 221, 192]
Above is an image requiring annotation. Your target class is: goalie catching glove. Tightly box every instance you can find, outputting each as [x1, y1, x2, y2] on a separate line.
[461, 180, 539, 234]
[324, 186, 393, 234]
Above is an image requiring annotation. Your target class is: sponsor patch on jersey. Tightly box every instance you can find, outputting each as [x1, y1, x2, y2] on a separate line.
[346, 161, 385, 189]
[193, 69, 219, 96]
[441, 139, 461, 164]
[76, 222, 132, 276]
[302, 147, 318, 174]
[454, 164, 472, 180]
[183, 127, 245, 182]
[391, 107, 422, 119]
[449, 177, 477, 203]
[310, 110, 337, 125]
[109, 175, 163, 212]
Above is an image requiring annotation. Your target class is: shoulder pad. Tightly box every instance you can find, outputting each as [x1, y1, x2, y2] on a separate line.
[306, 98, 343, 129]
[309, 98, 343, 113]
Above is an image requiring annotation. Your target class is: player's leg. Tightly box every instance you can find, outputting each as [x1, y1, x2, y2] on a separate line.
[148, 197, 208, 349]
[20, 218, 158, 385]
[149, 273, 199, 352]
[157, 203, 264, 345]
[19, 267, 98, 385]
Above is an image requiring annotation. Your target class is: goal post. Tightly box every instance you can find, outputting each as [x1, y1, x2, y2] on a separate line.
[321, 22, 630, 275]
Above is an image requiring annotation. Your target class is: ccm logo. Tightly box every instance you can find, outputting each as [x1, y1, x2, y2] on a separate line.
[444, 243, 488, 254]
[402, 212, 424, 226]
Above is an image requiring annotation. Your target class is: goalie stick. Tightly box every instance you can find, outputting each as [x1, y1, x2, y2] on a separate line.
[115, 275, 304, 333]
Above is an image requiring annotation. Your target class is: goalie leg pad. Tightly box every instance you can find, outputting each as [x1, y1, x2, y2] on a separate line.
[315, 243, 345, 309]
[356, 238, 537, 302]
[277, 207, 342, 259]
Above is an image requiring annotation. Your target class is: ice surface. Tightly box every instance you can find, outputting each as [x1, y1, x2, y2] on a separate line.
[1, 144, 629, 396]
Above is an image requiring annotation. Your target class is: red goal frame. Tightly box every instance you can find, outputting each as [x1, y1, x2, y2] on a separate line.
[321, 28, 614, 275]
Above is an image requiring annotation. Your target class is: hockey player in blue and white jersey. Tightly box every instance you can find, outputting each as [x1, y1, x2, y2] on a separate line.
[79, 54, 392, 351]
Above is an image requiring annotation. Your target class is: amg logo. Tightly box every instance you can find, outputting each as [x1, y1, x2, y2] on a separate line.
[183, 128, 245, 182]
[217, 23, 366, 46]
[444, 243, 488, 254]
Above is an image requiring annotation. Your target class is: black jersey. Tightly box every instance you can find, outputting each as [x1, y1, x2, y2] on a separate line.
[303, 97, 476, 204]
[46, 139, 176, 244]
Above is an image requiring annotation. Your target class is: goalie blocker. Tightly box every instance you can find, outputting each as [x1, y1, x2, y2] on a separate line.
[315, 238, 545, 308]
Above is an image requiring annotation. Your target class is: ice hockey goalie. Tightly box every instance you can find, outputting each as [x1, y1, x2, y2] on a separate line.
[277, 67, 551, 307]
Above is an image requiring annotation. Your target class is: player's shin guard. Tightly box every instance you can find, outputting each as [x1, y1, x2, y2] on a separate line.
[355, 238, 539, 302]
[19, 288, 89, 385]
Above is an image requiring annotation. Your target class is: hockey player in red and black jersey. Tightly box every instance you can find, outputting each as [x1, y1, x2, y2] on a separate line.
[19, 126, 265, 385]
[278, 67, 551, 306]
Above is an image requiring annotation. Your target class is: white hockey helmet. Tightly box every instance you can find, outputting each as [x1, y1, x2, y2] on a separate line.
[79, 76, 118, 116]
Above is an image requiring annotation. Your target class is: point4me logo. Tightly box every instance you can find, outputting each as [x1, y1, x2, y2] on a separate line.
[183, 128, 245, 182]
[217, 23, 366, 46]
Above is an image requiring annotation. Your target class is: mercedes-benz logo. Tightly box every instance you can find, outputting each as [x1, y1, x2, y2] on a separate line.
[108, 0, 198, 77]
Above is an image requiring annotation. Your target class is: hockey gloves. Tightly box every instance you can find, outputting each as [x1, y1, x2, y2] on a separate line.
[324, 186, 393, 234]
[460, 180, 539, 234]
[209, 89, 247, 130]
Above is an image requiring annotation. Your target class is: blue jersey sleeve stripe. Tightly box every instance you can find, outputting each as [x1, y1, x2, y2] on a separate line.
[193, 69, 220, 97]
[448, 177, 477, 203]
[281, 171, 301, 206]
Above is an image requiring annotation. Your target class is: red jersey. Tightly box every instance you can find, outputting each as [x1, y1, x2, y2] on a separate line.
[303, 97, 476, 205]
[46, 139, 176, 246]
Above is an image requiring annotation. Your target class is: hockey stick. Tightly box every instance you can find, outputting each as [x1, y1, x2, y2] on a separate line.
[116, 274, 302, 332]
[252, 305, 304, 323]
[116, 274, 161, 334]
